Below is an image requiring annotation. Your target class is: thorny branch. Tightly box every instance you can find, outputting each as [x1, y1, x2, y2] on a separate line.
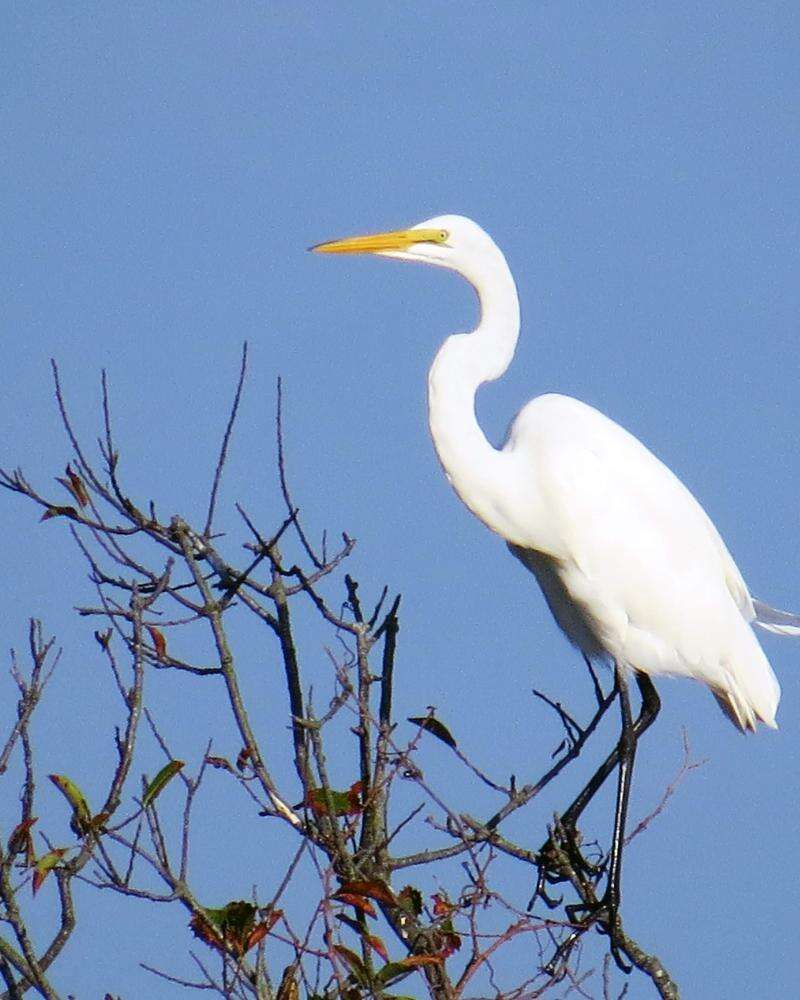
[0, 359, 691, 999]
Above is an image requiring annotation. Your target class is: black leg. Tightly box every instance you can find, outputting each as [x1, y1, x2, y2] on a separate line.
[602, 664, 637, 972]
[532, 670, 661, 941]
[560, 671, 660, 832]
[607, 663, 635, 913]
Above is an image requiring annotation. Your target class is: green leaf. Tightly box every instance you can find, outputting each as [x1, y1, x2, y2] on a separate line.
[48, 774, 92, 834]
[407, 715, 457, 748]
[332, 944, 369, 985]
[142, 760, 185, 807]
[201, 900, 256, 935]
[304, 781, 363, 816]
[397, 885, 423, 916]
[189, 900, 281, 958]
[375, 962, 415, 987]
[32, 848, 68, 895]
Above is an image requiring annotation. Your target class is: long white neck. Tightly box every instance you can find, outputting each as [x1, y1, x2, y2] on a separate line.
[427, 255, 522, 538]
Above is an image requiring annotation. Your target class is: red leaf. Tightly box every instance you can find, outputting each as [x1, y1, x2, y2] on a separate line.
[7, 817, 37, 856]
[400, 954, 443, 968]
[337, 879, 396, 906]
[146, 625, 167, 660]
[364, 933, 389, 962]
[204, 755, 234, 772]
[89, 811, 111, 832]
[333, 891, 377, 917]
[432, 893, 455, 917]
[260, 908, 282, 934]
[439, 931, 462, 958]
[189, 913, 224, 953]
[347, 780, 364, 814]
[245, 922, 269, 951]
[58, 464, 89, 507]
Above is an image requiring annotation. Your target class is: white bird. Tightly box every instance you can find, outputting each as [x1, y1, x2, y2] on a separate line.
[313, 214, 800, 947]
[313, 214, 799, 733]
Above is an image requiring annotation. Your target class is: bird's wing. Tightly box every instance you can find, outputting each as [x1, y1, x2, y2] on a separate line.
[506, 394, 757, 659]
[505, 394, 781, 729]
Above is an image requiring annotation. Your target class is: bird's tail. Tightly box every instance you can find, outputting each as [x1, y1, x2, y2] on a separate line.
[753, 598, 800, 637]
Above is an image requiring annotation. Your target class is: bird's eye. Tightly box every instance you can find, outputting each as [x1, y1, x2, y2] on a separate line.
[439, 230, 449, 242]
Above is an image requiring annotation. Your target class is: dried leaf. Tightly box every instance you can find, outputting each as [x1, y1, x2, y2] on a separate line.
[146, 625, 167, 661]
[400, 954, 443, 968]
[57, 464, 89, 507]
[32, 848, 67, 895]
[275, 965, 299, 1000]
[364, 932, 389, 962]
[337, 879, 396, 906]
[432, 893, 455, 917]
[190, 912, 224, 953]
[142, 760, 184, 807]
[258, 907, 282, 935]
[48, 774, 92, 834]
[89, 811, 111, 833]
[245, 921, 269, 951]
[7, 817, 37, 858]
[236, 746, 254, 771]
[439, 929, 461, 959]
[333, 891, 377, 917]
[407, 715, 457, 749]
[40, 505, 79, 522]
[204, 755, 234, 772]
[347, 780, 364, 813]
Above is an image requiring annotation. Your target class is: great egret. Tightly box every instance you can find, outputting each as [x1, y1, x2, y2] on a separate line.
[312, 214, 800, 932]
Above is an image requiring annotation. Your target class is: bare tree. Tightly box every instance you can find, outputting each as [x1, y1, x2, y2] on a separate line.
[0, 351, 691, 999]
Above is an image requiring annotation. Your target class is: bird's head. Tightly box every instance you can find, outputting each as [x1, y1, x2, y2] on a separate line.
[311, 214, 506, 287]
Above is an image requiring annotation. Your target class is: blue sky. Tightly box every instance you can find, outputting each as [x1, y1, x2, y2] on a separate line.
[2, 3, 799, 997]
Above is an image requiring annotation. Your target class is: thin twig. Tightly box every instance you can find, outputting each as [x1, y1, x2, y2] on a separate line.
[204, 342, 249, 537]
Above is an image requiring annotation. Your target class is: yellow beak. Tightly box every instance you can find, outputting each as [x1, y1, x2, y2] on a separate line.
[310, 227, 446, 255]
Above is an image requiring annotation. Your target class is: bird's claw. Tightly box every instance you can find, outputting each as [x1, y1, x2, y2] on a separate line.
[529, 870, 563, 911]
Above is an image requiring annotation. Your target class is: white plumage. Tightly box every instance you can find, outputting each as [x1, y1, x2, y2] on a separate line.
[314, 214, 799, 732]
[504, 394, 779, 731]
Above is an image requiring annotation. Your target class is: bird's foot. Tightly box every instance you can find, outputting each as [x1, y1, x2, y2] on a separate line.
[565, 893, 632, 974]
[529, 818, 604, 911]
